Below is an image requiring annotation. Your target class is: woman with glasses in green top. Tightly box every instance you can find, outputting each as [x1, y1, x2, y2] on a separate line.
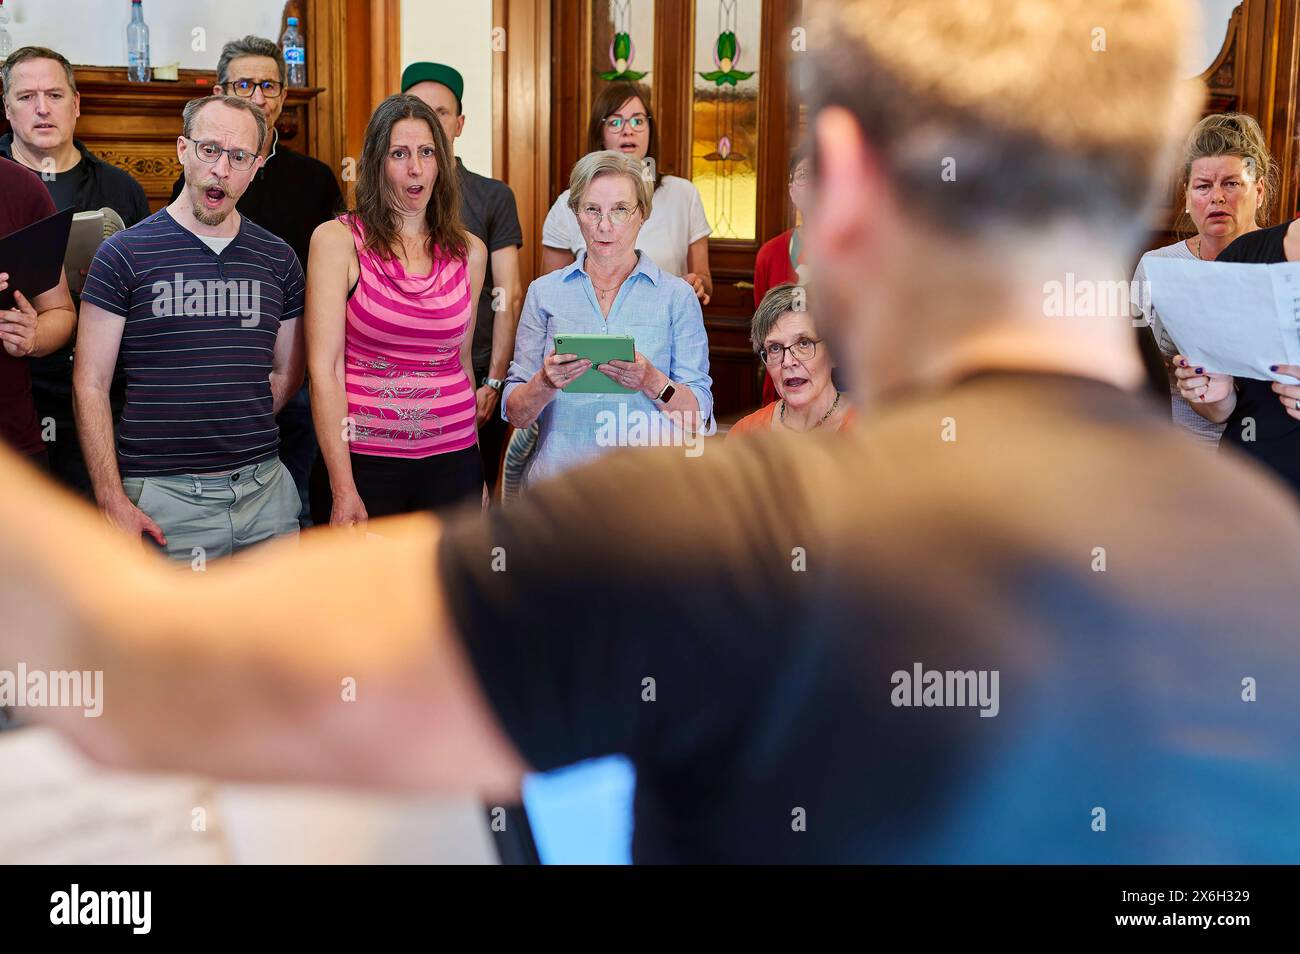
[541, 81, 713, 303]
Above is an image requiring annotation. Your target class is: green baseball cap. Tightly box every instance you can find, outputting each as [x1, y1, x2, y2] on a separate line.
[401, 62, 464, 112]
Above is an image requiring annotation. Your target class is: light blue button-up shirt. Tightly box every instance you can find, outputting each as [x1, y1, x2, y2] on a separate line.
[504, 250, 714, 487]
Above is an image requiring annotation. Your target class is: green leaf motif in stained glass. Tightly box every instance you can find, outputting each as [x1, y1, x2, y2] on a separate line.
[599, 31, 647, 82]
[698, 31, 753, 86]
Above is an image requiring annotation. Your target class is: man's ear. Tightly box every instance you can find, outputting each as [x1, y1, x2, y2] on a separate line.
[212, 83, 223, 97]
[73, 91, 82, 122]
[807, 106, 879, 265]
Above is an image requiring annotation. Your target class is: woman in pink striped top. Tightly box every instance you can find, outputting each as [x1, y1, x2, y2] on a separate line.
[306, 95, 487, 526]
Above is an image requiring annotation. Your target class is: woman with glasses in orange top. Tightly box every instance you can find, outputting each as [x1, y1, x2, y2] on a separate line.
[730, 283, 854, 436]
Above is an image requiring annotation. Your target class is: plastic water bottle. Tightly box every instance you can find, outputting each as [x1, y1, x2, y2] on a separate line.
[127, 0, 150, 83]
[0, 0, 15, 63]
[282, 18, 306, 87]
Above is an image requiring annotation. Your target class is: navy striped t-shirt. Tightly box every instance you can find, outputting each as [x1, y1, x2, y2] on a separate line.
[81, 209, 305, 477]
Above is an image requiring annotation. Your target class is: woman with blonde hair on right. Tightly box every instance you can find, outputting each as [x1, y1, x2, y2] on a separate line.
[1131, 112, 1274, 445]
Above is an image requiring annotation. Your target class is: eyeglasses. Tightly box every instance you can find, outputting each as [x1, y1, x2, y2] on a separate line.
[579, 205, 637, 226]
[760, 337, 820, 365]
[185, 137, 258, 172]
[227, 78, 283, 99]
[603, 115, 648, 132]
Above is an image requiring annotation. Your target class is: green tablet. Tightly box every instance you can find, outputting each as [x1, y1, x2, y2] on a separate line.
[553, 333, 636, 393]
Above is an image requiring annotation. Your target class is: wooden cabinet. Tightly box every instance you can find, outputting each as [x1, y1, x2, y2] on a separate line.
[0, 0, 364, 213]
[0, 66, 325, 212]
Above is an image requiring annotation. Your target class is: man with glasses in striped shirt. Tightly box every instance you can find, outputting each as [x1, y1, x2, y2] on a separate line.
[75, 95, 305, 562]
[170, 36, 343, 529]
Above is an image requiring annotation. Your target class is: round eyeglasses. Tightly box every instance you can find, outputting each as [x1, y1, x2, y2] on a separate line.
[185, 138, 258, 172]
[578, 205, 637, 226]
[761, 337, 820, 365]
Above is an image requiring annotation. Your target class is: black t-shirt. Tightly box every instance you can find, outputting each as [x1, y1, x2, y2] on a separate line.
[170, 135, 342, 276]
[42, 158, 89, 212]
[438, 372, 1300, 863]
[1215, 221, 1300, 492]
[456, 158, 523, 374]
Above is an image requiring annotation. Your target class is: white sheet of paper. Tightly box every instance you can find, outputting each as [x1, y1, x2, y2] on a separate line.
[1143, 258, 1300, 382]
[0, 727, 498, 863]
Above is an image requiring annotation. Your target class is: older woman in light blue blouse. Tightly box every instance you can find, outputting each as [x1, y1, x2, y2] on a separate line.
[504, 150, 713, 488]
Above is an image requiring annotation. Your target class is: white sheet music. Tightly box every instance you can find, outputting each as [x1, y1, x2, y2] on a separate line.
[1143, 259, 1300, 382]
[0, 727, 497, 863]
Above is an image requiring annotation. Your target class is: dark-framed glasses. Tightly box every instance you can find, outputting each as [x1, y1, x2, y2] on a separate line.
[761, 337, 820, 365]
[603, 115, 648, 132]
[228, 78, 283, 99]
[579, 204, 637, 226]
[185, 138, 258, 172]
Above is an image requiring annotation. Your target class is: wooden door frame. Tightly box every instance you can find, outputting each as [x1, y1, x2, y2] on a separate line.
[497, 0, 553, 286]
[1238, 0, 1300, 226]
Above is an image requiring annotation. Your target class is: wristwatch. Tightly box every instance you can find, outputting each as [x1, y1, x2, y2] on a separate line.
[482, 377, 505, 391]
[654, 380, 676, 404]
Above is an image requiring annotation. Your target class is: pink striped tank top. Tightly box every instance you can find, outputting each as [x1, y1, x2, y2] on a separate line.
[341, 214, 477, 458]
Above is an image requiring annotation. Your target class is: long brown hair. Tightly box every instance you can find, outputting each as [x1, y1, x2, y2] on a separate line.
[586, 81, 662, 190]
[353, 94, 468, 261]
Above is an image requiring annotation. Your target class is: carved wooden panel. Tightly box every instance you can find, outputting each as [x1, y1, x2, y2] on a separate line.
[91, 144, 183, 202]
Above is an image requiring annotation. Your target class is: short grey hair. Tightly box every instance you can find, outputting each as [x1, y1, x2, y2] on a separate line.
[566, 150, 654, 220]
[1, 46, 78, 100]
[751, 283, 809, 353]
[182, 95, 268, 153]
[217, 35, 286, 87]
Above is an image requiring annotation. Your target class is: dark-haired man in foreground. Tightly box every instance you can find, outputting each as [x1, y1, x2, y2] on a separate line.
[3, 0, 1300, 863]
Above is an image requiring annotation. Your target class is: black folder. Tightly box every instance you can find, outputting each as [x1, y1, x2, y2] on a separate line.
[0, 206, 75, 311]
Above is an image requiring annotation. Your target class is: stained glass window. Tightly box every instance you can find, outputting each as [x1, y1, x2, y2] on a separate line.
[691, 0, 762, 240]
[591, 0, 656, 107]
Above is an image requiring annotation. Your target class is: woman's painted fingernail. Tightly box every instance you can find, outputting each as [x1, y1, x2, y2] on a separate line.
[1180, 359, 1188, 366]
[1195, 367, 1204, 374]
[1270, 365, 1279, 372]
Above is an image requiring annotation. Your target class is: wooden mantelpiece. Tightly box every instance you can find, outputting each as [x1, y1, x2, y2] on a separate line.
[0, 66, 324, 212]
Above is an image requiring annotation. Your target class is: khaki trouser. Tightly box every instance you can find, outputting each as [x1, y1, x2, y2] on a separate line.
[121, 457, 300, 563]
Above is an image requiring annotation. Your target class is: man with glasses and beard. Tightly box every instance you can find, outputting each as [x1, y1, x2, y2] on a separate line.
[171, 35, 343, 528]
[74, 96, 305, 562]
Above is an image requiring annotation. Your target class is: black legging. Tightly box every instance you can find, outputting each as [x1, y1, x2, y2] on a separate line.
[310, 446, 483, 524]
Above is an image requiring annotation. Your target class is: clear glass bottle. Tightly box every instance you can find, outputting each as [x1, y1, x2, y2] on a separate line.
[127, 0, 151, 83]
[0, 0, 14, 63]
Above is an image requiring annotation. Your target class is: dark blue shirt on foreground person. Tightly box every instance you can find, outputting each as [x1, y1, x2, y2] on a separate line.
[2, 0, 1300, 864]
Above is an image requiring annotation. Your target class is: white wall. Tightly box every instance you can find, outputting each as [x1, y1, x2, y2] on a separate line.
[2, 0, 286, 72]
[1192, 0, 1243, 76]
[400, 0, 494, 177]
